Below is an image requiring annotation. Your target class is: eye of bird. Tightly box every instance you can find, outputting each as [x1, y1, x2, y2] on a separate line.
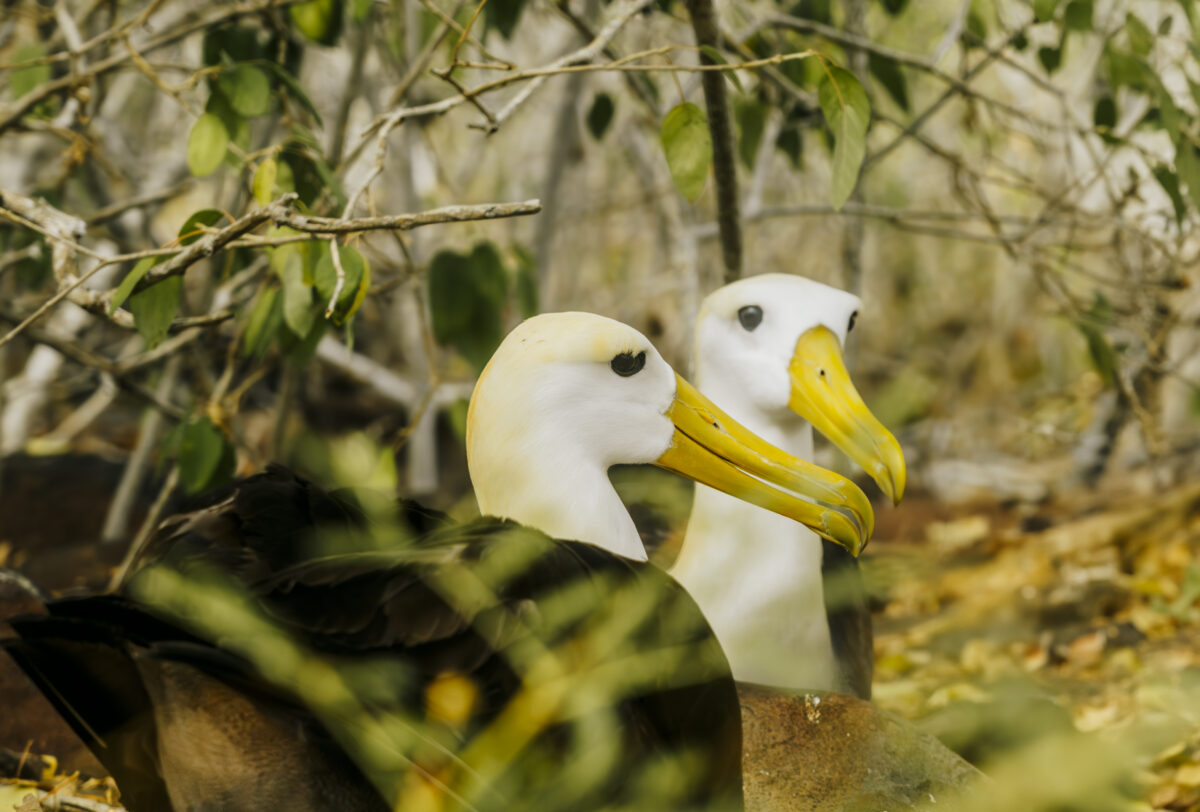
[848, 310, 858, 333]
[611, 351, 646, 377]
[737, 305, 763, 331]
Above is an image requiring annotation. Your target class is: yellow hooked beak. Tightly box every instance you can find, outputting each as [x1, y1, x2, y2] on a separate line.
[656, 375, 873, 556]
[788, 326, 906, 505]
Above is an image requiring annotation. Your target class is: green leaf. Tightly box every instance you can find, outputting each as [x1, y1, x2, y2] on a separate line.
[734, 98, 766, 170]
[280, 261, 316, 338]
[1033, 0, 1060, 21]
[1126, 12, 1154, 56]
[11, 44, 50, 100]
[282, 319, 327, 364]
[965, 7, 988, 41]
[660, 103, 713, 203]
[868, 52, 909, 112]
[253, 61, 324, 126]
[586, 93, 615, 141]
[242, 287, 283, 358]
[776, 125, 803, 168]
[792, 0, 832, 24]
[314, 243, 369, 325]
[187, 113, 229, 177]
[428, 244, 508, 371]
[110, 257, 161, 313]
[513, 245, 538, 319]
[1104, 46, 1151, 90]
[129, 276, 182, 348]
[1176, 141, 1200, 212]
[352, 0, 372, 22]
[1153, 164, 1187, 226]
[178, 209, 224, 246]
[217, 64, 272, 117]
[699, 45, 744, 93]
[1092, 95, 1116, 131]
[1157, 83, 1183, 146]
[179, 417, 233, 494]
[202, 26, 262, 66]
[1064, 0, 1092, 31]
[817, 66, 871, 210]
[1038, 45, 1063, 74]
[1077, 321, 1116, 385]
[487, 0, 527, 39]
[290, 0, 344, 44]
[205, 91, 249, 154]
[253, 158, 278, 206]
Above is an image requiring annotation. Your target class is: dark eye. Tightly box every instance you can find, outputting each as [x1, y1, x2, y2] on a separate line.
[611, 351, 646, 377]
[848, 311, 858, 333]
[737, 305, 763, 331]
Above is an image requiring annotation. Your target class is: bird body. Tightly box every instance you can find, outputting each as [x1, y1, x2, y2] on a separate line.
[7, 312, 873, 812]
[673, 275, 904, 697]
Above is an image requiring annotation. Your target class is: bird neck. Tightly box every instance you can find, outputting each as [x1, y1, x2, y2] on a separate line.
[672, 387, 835, 690]
[472, 453, 648, 561]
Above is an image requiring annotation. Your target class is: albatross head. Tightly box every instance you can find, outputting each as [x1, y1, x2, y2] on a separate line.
[466, 312, 872, 560]
[695, 273, 906, 504]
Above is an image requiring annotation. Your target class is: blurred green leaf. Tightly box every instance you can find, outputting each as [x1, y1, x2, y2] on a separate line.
[1092, 95, 1116, 133]
[1034, 0, 1060, 21]
[513, 245, 538, 319]
[290, 0, 344, 44]
[699, 45, 744, 93]
[1038, 45, 1063, 74]
[1154, 165, 1187, 226]
[966, 7, 988, 41]
[776, 119, 804, 168]
[352, 0, 372, 22]
[1125, 12, 1154, 56]
[878, 0, 909, 16]
[868, 52, 910, 112]
[1104, 46, 1151, 90]
[110, 257, 161, 313]
[242, 286, 284, 359]
[791, 0, 832, 23]
[254, 61, 324, 125]
[281, 261, 316, 338]
[253, 158, 278, 206]
[428, 243, 509, 370]
[178, 209, 224, 246]
[10, 44, 50, 99]
[1077, 321, 1116, 385]
[487, 0, 527, 39]
[202, 26, 262, 66]
[314, 243, 370, 325]
[1064, 0, 1093, 31]
[1157, 84, 1184, 146]
[1176, 141, 1200, 212]
[205, 91, 249, 154]
[283, 319, 327, 364]
[217, 64, 272, 117]
[179, 417, 234, 493]
[818, 66, 870, 210]
[129, 276, 182, 348]
[586, 93, 615, 141]
[187, 113, 229, 176]
[734, 97, 766, 170]
[660, 103, 712, 203]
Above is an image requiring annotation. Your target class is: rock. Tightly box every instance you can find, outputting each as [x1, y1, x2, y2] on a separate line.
[738, 684, 983, 812]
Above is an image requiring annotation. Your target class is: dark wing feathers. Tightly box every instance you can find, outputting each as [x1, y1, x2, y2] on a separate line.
[9, 467, 743, 812]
